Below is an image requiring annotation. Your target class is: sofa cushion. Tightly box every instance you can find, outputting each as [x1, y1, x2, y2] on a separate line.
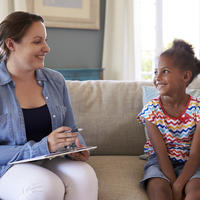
[67, 80, 152, 156]
[87, 156, 147, 200]
[66, 79, 200, 156]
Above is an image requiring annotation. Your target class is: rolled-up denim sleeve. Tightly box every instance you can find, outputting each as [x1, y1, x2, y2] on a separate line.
[0, 136, 50, 176]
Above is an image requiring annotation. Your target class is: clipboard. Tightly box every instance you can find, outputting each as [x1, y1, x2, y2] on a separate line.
[9, 146, 97, 165]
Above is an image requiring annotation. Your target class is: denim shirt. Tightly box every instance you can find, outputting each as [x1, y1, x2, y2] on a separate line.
[0, 60, 86, 177]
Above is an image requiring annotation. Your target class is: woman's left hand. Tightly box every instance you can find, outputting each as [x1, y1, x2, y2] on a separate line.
[68, 137, 90, 162]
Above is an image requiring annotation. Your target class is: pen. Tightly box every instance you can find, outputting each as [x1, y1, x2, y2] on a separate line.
[65, 128, 83, 138]
[64, 128, 83, 150]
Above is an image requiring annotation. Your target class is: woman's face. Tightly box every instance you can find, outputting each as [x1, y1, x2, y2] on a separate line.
[10, 21, 50, 71]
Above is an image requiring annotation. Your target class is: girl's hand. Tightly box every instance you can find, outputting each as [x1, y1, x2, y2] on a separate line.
[68, 137, 90, 162]
[172, 182, 184, 200]
[47, 126, 77, 153]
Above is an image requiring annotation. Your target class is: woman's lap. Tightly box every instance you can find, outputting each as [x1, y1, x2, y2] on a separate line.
[0, 161, 65, 200]
[0, 158, 98, 200]
[42, 157, 98, 200]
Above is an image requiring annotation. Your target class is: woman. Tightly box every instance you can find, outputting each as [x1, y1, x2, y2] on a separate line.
[0, 11, 98, 200]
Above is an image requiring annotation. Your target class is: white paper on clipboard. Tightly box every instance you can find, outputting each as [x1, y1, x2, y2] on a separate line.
[9, 146, 97, 165]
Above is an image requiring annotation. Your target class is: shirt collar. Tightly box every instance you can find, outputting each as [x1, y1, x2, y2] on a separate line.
[0, 60, 13, 85]
[35, 68, 47, 82]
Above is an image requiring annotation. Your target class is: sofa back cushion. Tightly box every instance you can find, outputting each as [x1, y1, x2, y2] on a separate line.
[66, 80, 152, 156]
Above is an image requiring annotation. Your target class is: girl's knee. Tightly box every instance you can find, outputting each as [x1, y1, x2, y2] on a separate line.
[185, 178, 200, 200]
[147, 178, 170, 190]
[185, 191, 200, 200]
[147, 178, 172, 200]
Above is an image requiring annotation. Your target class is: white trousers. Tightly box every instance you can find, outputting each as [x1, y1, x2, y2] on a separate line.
[0, 158, 98, 200]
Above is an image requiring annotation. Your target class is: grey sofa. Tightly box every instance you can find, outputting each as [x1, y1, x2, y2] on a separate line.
[66, 79, 200, 200]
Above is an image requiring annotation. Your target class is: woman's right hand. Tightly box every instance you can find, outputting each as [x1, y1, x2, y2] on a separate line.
[47, 126, 77, 153]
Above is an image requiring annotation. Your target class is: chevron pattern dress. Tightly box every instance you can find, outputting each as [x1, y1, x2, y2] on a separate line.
[137, 95, 200, 164]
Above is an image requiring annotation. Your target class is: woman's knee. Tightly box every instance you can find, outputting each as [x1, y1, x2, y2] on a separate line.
[0, 163, 65, 200]
[45, 158, 98, 188]
[78, 161, 98, 185]
[62, 161, 98, 190]
[44, 159, 98, 200]
[18, 174, 65, 200]
[65, 161, 98, 200]
[29, 168, 65, 200]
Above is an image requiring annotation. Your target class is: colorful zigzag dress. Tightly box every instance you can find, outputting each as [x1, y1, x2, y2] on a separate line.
[137, 95, 200, 164]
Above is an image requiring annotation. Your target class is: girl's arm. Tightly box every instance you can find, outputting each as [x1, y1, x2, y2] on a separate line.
[145, 119, 176, 184]
[173, 122, 200, 191]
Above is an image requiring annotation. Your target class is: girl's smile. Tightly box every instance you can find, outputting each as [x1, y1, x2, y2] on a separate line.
[153, 56, 188, 97]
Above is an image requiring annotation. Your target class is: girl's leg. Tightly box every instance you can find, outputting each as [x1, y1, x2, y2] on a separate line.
[42, 157, 98, 200]
[147, 177, 173, 200]
[185, 178, 200, 200]
[0, 163, 65, 200]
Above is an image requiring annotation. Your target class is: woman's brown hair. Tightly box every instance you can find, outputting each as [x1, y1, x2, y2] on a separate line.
[0, 11, 44, 61]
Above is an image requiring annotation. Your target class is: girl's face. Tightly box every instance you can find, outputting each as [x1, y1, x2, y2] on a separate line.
[9, 21, 50, 71]
[153, 56, 187, 96]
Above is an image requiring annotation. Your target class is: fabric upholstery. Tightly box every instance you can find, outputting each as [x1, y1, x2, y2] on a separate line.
[88, 156, 146, 200]
[65, 79, 200, 200]
[67, 80, 152, 156]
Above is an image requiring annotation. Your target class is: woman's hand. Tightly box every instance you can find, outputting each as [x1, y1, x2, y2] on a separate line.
[68, 137, 90, 162]
[47, 126, 77, 153]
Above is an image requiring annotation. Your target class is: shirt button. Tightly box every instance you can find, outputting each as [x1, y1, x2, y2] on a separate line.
[38, 81, 42, 84]
[53, 114, 56, 118]
[45, 96, 49, 100]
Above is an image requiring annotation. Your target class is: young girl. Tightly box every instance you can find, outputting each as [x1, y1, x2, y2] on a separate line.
[137, 40, 200, 200]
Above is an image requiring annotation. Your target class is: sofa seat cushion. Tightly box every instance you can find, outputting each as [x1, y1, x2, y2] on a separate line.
[67, 80, 151, 156]
[87, 155, 148, 200]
